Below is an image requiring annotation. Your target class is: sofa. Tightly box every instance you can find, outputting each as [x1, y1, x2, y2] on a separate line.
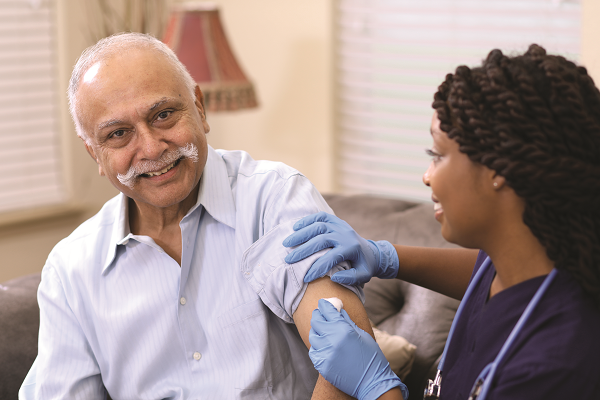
[0, 193, 460, 399]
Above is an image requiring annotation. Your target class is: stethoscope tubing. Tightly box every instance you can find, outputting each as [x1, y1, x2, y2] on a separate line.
[435, 256, 557, 400]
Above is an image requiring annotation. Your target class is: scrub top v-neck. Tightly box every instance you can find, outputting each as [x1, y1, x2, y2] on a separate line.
[440, 251, 600, 400]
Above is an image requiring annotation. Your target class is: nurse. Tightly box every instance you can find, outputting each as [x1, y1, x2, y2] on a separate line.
[284, 45, 600, 399]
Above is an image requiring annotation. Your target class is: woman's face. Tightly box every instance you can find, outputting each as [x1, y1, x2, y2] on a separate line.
[423, 112, 497, 248]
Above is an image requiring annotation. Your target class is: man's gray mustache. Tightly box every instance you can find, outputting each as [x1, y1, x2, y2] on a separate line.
[117, 143, 199, 189]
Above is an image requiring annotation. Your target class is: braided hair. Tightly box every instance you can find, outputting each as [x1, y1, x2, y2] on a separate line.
[432, 44, 600, 307]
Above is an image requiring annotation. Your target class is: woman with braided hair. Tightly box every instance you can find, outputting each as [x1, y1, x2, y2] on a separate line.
[282, 44, 600, 400]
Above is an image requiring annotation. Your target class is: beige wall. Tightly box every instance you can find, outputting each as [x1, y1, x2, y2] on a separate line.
[202, 1, 334, 193]
[0, 0, 333, 282]
[0, 1, 598, 282]
[581, 0, 600, 82]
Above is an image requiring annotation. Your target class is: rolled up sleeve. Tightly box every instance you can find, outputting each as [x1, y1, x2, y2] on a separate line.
[241, 219, 364, 323]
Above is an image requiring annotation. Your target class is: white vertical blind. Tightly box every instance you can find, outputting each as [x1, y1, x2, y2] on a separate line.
[0, 0, 65, 212]
[335, 0, 581, 202]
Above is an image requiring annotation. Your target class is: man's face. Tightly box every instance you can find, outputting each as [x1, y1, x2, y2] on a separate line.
[77, 49, 209, 209]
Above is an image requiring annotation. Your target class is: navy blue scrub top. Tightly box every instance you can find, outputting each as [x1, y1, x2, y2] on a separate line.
[440, 251, 600, 400]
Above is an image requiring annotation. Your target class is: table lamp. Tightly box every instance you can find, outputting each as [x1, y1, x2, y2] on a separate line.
[163, 2, 258, 112]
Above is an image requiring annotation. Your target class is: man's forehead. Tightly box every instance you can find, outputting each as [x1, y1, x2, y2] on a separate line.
[75, 48, 192, 133]
[81, 47, 177, 88]
[83, 63, 101, 85]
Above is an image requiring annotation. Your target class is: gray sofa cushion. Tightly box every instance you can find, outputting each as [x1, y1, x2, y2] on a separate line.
[323, 194, 460, 395]
[0, 273, 41, 400]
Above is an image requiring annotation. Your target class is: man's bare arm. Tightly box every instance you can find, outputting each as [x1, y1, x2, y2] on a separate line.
[293, 276, 403, 400]
[393, 246, 478, 300]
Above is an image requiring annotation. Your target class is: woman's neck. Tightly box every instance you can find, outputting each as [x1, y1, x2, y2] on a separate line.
[484, 226, 555, 298]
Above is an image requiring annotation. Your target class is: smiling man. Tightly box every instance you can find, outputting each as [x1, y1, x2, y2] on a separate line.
[17, 33, 390, 400]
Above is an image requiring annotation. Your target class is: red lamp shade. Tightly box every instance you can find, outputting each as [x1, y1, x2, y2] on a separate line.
[163, 3, 258, 112]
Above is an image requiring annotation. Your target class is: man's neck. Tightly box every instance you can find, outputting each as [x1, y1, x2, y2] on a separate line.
[127, 184, 200, 265]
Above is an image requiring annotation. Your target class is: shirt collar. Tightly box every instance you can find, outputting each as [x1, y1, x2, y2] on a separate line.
[196, 145, 237, 229]
[102, 193, 130, 273]
[102, 145, 236, 273]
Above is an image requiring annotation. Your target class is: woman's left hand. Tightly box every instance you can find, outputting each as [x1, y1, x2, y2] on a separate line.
[309, 299, 408, 400]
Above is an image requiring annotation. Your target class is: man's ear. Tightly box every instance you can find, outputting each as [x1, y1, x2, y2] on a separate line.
[194, 85, 210, 134]
[83, 140, 105, 176]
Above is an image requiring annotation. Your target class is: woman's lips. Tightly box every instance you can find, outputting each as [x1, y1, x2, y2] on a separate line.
[433, 201, 443, 220]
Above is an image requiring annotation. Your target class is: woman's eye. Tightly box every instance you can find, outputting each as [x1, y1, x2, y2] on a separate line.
[425, 148, 442, 162]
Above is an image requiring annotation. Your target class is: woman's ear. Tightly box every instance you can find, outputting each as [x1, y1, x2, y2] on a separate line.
[492, 174, 506, 190]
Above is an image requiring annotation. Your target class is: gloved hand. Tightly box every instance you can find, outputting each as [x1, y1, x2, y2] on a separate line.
[283, 212, 399, 285]
[309, 299, 409, 400]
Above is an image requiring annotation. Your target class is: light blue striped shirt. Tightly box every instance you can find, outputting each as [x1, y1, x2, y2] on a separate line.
[20, 146, 362, 400]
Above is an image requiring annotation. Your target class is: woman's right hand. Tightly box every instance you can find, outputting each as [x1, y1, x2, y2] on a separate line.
[309, 299, 408, 400]
[283, 212, 399, 285]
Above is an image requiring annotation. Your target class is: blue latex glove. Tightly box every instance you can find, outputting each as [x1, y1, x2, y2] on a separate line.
[283, 212, 399, 285]
[309, 299, 409, 400]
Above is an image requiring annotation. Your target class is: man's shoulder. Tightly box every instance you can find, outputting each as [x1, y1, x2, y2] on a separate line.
[216, 149, 303, 182]
[212, 147, 331, 234]
[48, 194, 122, 270]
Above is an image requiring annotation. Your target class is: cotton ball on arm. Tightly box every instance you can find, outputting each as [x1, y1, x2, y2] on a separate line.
[322, 297, 343, 312]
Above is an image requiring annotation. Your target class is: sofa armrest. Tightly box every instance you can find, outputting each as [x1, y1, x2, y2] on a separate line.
[0, 273, 41, 399]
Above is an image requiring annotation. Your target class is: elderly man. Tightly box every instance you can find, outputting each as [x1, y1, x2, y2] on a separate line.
[19, 33, 404, 400]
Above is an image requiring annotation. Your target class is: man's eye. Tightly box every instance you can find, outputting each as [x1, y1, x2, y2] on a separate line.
[111, 129, 125, 138]
[157, 110, 171, 120]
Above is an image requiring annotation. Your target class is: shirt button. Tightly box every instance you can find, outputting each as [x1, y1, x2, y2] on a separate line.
[193, 352, 202, 361]
[180, 297, 186, 305]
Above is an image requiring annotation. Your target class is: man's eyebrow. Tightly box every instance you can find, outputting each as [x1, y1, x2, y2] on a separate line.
[149, 98, 175, 111]
[98, 119, 123, 131]
[96, 98, 180, 131]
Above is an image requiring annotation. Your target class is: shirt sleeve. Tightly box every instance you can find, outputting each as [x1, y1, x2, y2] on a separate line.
[241, 219, 365, 324]
[262, 173, 334, 232]
[20, 264, 105, 400]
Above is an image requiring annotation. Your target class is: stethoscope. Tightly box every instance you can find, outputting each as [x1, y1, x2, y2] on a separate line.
[423, 257, 558, 400]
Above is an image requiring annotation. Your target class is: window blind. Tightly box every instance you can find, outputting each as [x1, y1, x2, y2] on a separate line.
[335, 0, 581, 202]
[0, 0, 65, 213]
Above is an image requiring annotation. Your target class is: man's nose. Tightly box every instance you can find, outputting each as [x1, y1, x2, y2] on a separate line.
[137, 126, 168, 160]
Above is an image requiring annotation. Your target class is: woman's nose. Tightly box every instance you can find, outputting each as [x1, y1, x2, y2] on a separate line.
[423, 164, 432, 187]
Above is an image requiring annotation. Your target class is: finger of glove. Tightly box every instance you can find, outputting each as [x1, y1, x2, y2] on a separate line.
[285, 237, 338, 266]
[283, 221, 331, 248]
[310, 314, 344, 340]
[340, 308, 361, 331]
[330, 267, 370, 286]
[308, 344, 328, 373]
[303, 247, 352, 283]
[292, 211, 334, 231]
[308, 327, 329, 351]
[317, 298, 347, 321]
[310, 308, 328, 335]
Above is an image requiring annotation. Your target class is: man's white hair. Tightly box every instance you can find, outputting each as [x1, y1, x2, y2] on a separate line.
[68, 32, 197, 144]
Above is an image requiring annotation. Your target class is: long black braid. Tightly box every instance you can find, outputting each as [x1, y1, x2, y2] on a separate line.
[432, 44, 600, 307]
